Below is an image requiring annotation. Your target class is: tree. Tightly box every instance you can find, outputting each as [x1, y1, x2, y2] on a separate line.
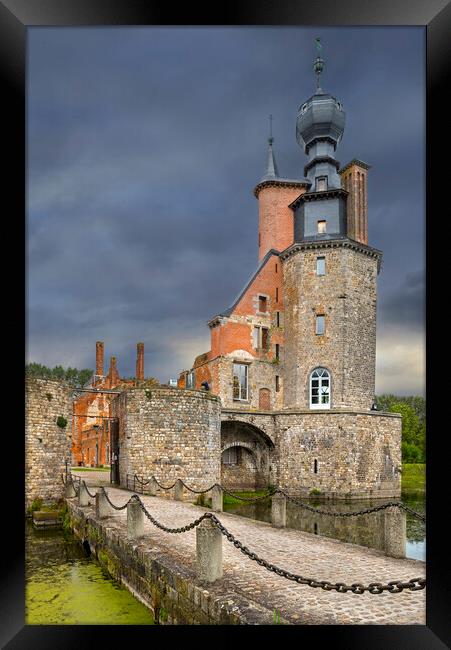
[378, 397, 425, 463]
[25, 363, 94, 388]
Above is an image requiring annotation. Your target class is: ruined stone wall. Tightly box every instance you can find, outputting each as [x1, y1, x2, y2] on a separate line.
[25, 378, 72, 509]
[283, 245, 378, 410]
[276, 411, 402, 498]
[112, 388, 221, 497]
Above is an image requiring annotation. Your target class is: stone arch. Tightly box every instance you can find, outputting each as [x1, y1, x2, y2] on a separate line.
[220, 419, 274, 490]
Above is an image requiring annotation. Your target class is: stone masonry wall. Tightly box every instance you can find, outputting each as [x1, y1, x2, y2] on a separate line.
[283, 245, 378, 410]
[276, 411, 402, 498]
[25, 378, 73, 509]
[112, 388, 221, 497]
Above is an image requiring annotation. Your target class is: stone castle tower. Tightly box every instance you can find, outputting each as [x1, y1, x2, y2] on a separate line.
[166, 45, 401, 497]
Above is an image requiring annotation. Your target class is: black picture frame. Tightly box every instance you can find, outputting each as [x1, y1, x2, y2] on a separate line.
[3, 0, 450, 647]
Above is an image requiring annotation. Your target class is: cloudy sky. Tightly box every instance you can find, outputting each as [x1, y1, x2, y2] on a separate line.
[27, 26, 425, 395]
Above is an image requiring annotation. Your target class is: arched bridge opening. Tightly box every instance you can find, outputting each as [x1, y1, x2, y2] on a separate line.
[220, 420, 275, 491]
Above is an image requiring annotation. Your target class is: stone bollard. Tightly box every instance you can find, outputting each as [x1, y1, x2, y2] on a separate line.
[196, 517, 223, 583]
[148, 477, 157, 497]
[95, 489, 111, 519]
[211, 485, 223, 512]
[174, 479, 184, 501]
[78, 481, 91, 507]
[271, 492, 286, 528]
[384, 506, 406, 558]
[127, 499, 144, 539]
[65, 479, 77, 499]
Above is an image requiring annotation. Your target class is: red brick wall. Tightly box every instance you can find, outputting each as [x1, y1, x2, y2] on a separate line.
[257, 185, 306, 260]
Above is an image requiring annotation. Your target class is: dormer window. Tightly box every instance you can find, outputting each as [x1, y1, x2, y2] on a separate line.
[316, 176, 328, 192]
[317, 220, 327, 234]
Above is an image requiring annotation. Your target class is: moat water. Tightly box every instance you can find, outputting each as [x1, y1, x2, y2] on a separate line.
[25, 520, 154, 625]
[223, 492, 426, 561]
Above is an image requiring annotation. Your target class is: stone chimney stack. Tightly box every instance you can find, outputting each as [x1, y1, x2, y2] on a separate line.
[95, 341, 104, 376]
[136, 342, 144, 382]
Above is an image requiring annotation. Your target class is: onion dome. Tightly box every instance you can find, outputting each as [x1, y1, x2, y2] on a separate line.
[296, 40, 346, 155]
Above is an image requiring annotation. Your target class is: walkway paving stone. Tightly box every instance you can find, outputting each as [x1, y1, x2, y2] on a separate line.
[78, 477, 425, 625]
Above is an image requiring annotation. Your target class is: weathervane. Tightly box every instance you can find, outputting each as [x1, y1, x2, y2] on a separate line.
[268, 114, 273, 145]
[313, 37, 324, 91]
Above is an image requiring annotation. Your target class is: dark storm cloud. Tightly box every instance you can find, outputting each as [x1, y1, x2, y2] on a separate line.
[27, 27, 425, 391]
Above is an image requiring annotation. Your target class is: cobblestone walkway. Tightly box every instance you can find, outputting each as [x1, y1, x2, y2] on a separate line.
[78, 479, 426, 625]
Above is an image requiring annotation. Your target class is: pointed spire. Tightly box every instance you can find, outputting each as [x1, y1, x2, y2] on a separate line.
[264, 114, 279, 179]
[313, 37, 325, 93]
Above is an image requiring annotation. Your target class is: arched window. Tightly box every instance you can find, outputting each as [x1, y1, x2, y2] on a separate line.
[310, 367, 331, 409]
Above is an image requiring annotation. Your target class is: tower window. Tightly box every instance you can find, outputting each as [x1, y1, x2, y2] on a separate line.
[317, 220, 327, 234]
[275, 287, 279, 302]
[233, 363, 249, 401]
[310, 367, 331, 409]
[314, 459, 318, 474]
[316, 315, 325, 335]
[253, 326, 269, 350]
[275, 263, 278, 273]
[276, 311, 280, 327]
[258, 295, 267, 312]
[316, 256, 326, 275]
[275, 375, 280, 392]
[315, 176, 328, 192]
[186, 370, 195, 389]
[275, 343, 280, 360]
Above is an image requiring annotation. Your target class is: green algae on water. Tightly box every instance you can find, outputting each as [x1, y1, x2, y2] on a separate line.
[26, 522, 154, 625]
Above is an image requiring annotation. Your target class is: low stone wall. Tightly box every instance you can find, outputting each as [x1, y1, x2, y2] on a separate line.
[112, 388, 222, 498]
[66, 499, 278, 625]
[25, 378, 73, 509]
[277, 411, 402, 498]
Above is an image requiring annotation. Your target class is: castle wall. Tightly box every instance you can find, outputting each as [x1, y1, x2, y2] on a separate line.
[283, 245, 378, 410]
[276, 411, 402, 498]
[112, 388, 221, 497]
[25, 378, 73, 509]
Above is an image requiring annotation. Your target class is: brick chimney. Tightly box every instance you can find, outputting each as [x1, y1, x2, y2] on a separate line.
[136, 342, 144, 382]
[107, 356, 120, 387]
[95, 341, 104, 377]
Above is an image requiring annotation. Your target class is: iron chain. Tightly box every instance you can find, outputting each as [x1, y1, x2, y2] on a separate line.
[129, 476, 425, 521]
[83, 481, 98, 499]
[97, 491, 425, 595]
[207, 513, 426, 595]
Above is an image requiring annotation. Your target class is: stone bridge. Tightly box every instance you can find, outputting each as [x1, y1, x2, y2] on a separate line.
[65, 472, 426, 626]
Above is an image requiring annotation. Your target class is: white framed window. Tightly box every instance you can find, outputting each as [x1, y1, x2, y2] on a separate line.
[316, 256, 325, 275]
[317, 220, 327, 234]
[316, 314, 325, 335]
[186, 370, 195, 389]
[310, 367, 331, 409]
[233, 363, 249, 401]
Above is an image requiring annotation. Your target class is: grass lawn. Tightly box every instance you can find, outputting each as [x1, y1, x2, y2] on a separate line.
[222, 489, 270, 506]
[71, 466, 110, 472]
[401, 463, 425, 493]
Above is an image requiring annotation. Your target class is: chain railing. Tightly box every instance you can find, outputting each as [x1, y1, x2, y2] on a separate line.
[89, 491, 426, 595]
[127, 474, 425, 522]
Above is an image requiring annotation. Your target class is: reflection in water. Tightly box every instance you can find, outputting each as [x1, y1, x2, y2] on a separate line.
[224, 493, 425, 561]
[25, 521, 154, 624]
